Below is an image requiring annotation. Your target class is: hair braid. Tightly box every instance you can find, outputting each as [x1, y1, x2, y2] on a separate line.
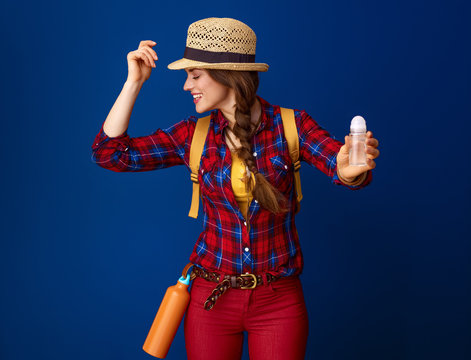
[206, 69, 288, 214]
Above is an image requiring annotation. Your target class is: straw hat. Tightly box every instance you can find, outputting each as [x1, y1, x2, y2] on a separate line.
[167, 17, 269, 72]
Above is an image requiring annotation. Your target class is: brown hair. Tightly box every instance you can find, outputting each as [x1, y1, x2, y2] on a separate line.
[206, 69, 288, 214]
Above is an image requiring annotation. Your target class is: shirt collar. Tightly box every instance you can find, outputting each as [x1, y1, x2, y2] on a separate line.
[212, 95, 272, 135]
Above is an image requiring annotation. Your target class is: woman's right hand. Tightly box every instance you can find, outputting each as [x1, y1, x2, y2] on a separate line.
[126, 40, 158, 84]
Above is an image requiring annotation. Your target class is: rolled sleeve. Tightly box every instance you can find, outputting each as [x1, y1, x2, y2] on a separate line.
[91, 122, 130, 151]
[91, 117, 195, 172]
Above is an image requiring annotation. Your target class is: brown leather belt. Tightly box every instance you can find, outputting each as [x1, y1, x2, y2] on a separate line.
[192, 266, 281, 310]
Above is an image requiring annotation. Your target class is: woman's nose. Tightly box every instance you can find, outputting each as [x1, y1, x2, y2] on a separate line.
[183, 77, 193, 91]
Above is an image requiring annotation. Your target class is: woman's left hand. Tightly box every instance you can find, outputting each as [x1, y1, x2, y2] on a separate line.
[336, 131, 380, 181]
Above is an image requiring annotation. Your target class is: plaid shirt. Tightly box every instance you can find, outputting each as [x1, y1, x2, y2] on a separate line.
[91, 96, 372, 278]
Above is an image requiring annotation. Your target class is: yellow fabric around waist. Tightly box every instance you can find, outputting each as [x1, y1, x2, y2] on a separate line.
[230, 150, 254, 220]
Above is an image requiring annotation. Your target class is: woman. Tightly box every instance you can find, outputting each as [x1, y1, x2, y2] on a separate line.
[91, 17, 380, 360]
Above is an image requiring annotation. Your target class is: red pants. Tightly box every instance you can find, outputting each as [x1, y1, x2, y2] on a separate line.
[184, 275, 309, 360]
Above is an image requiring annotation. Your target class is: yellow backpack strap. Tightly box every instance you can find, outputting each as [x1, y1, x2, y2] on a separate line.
[279, 107, 303, 213]
[188, 115, 211, 219]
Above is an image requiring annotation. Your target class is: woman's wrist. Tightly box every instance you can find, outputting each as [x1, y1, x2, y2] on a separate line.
[337, 168, 367, 186]
[337, 167, 355, 183]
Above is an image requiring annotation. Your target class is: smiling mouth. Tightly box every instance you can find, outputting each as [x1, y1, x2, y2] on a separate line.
[193, 94, 202, 104]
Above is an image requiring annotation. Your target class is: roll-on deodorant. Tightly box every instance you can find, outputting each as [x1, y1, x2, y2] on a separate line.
[349, 116, 367, 166]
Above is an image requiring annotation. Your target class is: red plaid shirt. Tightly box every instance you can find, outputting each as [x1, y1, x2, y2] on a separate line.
[91, 96, 372, 278]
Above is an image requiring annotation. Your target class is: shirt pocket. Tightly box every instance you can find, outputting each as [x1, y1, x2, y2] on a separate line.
[268, 154, 293, 194]
[199, 156, 218, 194]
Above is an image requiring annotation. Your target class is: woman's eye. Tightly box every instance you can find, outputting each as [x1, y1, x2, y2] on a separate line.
[193, 76, 200, 80]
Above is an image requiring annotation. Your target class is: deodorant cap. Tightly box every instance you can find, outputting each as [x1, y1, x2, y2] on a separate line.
[178, 274, 191, 285]
[350, 116, 367, 133]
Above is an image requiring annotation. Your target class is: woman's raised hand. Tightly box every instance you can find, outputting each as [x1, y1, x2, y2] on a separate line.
[126, 40, 158, 84]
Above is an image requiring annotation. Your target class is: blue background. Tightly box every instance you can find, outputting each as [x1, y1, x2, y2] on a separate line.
[1, 0, 470, 359]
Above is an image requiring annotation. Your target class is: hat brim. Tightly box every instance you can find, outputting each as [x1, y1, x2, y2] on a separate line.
[167, 58, 269, 72]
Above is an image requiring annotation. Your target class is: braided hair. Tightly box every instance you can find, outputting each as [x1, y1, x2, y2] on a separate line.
[206, 69, 288, 214]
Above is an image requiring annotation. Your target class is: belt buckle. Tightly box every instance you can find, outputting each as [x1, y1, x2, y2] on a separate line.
[239, 273, 257, 289]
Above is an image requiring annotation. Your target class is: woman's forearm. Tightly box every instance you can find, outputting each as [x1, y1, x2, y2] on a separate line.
[102, 80, 144, 137]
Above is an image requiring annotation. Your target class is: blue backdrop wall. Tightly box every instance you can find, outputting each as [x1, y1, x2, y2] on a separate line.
[1, 0, 470, 359]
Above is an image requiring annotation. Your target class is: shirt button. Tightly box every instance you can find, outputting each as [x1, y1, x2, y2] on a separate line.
[244, 247, 249, 252]
[201, 169, 204, 174]
[284, 165, 288, 169]
[244, 221, 247, 226]
[124, 147, 129, 151]
[253, 152, 257, 157]
[95, 143, 98, 146]
[254, 200, 258, 203]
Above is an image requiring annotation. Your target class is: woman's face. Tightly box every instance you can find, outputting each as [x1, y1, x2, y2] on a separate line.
[183, 68, 233, 113]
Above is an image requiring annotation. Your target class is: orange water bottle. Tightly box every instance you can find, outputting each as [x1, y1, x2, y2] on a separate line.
[143, 263, 194, 359]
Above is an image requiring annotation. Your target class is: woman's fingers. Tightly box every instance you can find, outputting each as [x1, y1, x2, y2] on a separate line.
[130, 49, 150, 67]
[366, 146, 380, 159]
[367, 158, 376, 169]
[139, 40, 157, 50]
[126, 41, 159, 83]
[148, 44, 158, 60]
[138, 41, 158, 67]
[140, 45, 158, 62]
[365, 132, 379, 159]
[343, 135, 351, 152]
[137, 47, 155, 68]
[367, 138, 379, 148]
[366, 132, 379, 148]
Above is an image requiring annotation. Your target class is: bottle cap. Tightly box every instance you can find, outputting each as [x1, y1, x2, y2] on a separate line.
[350, 116, 367, 133]
[178, 274, 191, 285]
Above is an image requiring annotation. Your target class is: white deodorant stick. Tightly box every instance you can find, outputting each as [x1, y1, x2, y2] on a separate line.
[349, 116, 367, 166]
